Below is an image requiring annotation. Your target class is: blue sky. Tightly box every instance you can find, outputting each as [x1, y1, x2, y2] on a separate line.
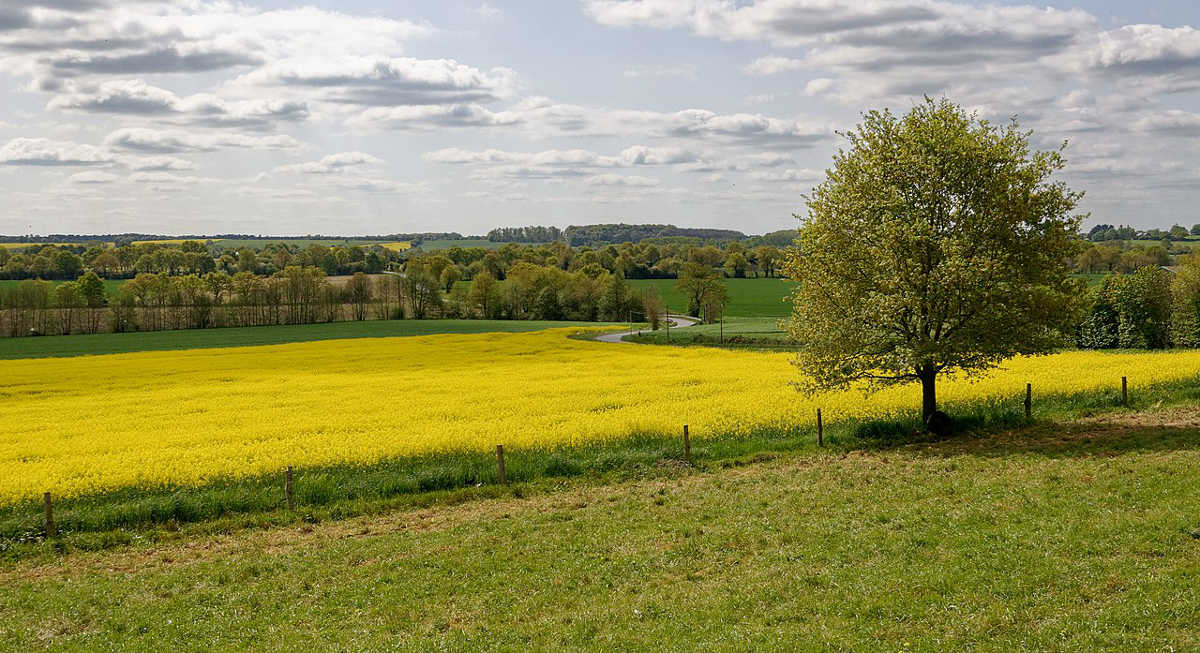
[2, 0, 1200, 236]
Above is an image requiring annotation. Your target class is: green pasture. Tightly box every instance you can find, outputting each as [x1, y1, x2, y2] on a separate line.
[413, 239, 511, 250]
[627, 277, 792, 317]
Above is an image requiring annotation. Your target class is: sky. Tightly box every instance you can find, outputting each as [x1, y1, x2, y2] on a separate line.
[2, 1, 1200, 236]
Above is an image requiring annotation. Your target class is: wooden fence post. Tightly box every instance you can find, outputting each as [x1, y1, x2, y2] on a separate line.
[285, 466, 294, 510]
[1025, 383, 1032, 419]
[44, 491, 56, 539]
[496, 444, 507, 485]
[1122, 376, 1128, 407]
[683, 424, 691, 465]
[817, 409, 823, 447]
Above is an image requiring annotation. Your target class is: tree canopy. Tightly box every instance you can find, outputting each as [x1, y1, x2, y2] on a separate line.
[785, 97, 1084, 424]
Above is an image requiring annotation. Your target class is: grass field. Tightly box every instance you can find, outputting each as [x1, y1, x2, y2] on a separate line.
[2, 407, 1199, 648]
[630, 316, 789, 347]
[0, 319, 607, 359]
[0, 242, 101, 249]
[628, 277, 792, 317]
[415, 239, 529, 250]
[131, 239, 223, 246]
[210, 239, 400, 251]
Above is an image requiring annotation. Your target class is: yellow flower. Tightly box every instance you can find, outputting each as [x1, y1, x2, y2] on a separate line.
[1, 328, 1194, 504]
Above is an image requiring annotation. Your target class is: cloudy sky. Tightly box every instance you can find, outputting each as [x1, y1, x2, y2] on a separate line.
[1, 0, 1199, 236]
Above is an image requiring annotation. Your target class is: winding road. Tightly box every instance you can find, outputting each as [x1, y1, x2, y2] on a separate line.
[594, 314, 701, 344]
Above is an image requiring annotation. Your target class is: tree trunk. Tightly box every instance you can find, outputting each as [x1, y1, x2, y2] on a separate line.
[919, 366, 938, 422]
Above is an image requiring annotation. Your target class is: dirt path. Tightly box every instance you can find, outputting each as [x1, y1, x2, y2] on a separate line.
[594, 314, 701, 343]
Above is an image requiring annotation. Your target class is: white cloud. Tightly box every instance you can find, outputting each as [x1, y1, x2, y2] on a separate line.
[620, 145, 699, 165]
[120, 155, 197, 172]
[473, 3, 502, 19]
[130, 172, 216, 185]
[231, 56, 518, 108]
[325, 177, 428, 193]
[68, 170, 120, 184]
[275, 151, 385, 174]
[747, 167, 823, 183]
[743, 56, 804, 76]
[104, 128, 301, 153]
[586, 174, 660, 187]
[624, 64, 698, 79]
[0, 137, 111, 165]
[46, 79, 310, 129]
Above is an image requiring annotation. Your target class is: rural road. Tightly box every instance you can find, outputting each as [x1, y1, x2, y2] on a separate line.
[595, 314, 701, 344]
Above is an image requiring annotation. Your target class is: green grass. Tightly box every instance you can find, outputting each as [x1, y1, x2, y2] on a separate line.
[629, 316, 789, 348]
[628, 277, 792, 317]
[414, 239, 513, 250]
[1074, 272, 1108, 290]
[0, 319, 610, 359]
[3, 397, 1200, 648]
[209, 239, 400, 250]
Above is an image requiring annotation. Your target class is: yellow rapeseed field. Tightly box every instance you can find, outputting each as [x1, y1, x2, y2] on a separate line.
[2, 328, 1200, 504]
[379, 241, 412, 251]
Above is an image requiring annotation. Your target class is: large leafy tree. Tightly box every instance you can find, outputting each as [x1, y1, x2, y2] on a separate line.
[785, 97, 1084, 425]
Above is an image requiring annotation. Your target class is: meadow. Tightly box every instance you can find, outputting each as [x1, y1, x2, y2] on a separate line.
[628, 277, 793, 317]
[412, 238, 510, 250]
[210, 238, 404, 250]
[630, 316, 790, 347]
[3, 327, 1199, 508]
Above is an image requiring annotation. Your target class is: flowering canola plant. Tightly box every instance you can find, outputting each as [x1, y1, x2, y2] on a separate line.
[2, 327, 1199, 504]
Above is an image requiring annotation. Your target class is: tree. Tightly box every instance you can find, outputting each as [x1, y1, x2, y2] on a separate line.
[699, 281, 729, 324]
[723, 252, 748, 278]
[676, 262, 721, 317]
[641, 287, 665, 330]
[598, 272, 632, 322]
[440, 265, 461, 293]
[77, 271, 108, 334]
[347, 271, 373, 321]
[53, 281, 83, 334]
[468, 271, 501, 318]
[90, 250, 121, 278]
[1172, 251, 1200, 347]
[785, 97, 1084, 426]
[54, 249, 83, 279]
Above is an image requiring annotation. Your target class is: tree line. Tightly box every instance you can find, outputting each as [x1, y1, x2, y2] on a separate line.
[1076, 253, 1200, 350]
[0, 261, 733, 337]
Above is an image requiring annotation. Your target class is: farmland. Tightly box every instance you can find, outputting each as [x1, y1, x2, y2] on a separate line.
[210, 239, 404, 251]
[4, 327, 1200, 507]
[0, 319, 610, 359]
[627, 278, 792, 317]
[413, 239, 512, 250]
[3, 407, 1200, 649]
